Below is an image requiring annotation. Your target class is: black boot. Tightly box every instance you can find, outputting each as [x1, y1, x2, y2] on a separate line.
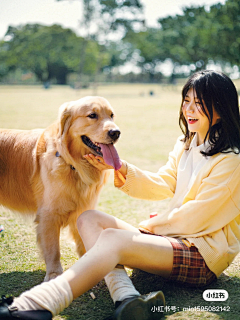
[104, 290, 165, 320]
[0, 295, 52, 320]
[114, 291, 165, 320]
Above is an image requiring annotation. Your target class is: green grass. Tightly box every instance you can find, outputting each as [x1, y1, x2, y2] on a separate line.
[0, 83, 240, 320]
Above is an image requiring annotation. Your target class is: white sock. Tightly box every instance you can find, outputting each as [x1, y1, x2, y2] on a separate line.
[11, 276, 73, 316]
[104, 267, 140, 303]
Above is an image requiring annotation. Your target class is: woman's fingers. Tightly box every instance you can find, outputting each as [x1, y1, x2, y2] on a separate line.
[83, 154, 113, 170]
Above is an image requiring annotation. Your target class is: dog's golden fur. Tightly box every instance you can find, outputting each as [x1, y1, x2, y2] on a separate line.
[0, 96, 120, 281]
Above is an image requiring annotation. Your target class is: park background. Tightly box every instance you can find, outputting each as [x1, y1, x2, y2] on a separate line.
[0, 0, 240, 319]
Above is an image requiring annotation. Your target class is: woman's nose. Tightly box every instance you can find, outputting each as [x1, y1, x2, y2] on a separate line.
[186, 101, 194, 112]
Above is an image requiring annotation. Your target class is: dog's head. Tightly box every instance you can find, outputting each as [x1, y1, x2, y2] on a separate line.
[58, 96, 121, 170]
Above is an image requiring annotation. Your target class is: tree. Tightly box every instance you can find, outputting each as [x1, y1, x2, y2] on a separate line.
[207, 0, 240, 68]
[57, 0, 144, 83]
[122, 5, 214, 79]
[0, 40, 10, 80]
[57, 0, 144, 41]
[3, 24, 97, 84]
[158, 6, 212, 71]
[124, 1, 240, 78]
[123, 28, 167, 80]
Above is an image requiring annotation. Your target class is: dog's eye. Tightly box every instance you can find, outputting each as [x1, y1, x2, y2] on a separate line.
[111, 113, 114, 119]
[88, 113, 98, 119]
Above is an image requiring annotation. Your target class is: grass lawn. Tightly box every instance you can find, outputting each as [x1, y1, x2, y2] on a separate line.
[0, 83, 240, 320]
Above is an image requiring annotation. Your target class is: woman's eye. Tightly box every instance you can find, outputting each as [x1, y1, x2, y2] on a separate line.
[195, 102, 202, 109]
[88, 113, 97, 119]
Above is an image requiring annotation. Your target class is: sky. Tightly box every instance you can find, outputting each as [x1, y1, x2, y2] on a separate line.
[0, 0, 226, 40]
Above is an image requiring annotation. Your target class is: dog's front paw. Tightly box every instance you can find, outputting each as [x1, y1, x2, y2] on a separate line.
[44, 270, 63, 282]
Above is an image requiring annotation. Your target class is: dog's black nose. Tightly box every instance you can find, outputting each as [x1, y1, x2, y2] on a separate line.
[108, 129, 121, 141]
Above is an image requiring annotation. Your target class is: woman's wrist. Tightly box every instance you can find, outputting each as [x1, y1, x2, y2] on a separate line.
[118, 160, 127, 179]
[114, 160, 127, 188]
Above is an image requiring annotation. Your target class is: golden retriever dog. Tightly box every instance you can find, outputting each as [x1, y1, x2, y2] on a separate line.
[0, 96, 121, 281]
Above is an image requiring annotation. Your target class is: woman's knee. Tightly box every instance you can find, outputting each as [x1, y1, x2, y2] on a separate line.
[97, 228, 126, 253]
[76, 210, 100, 234]
[77, 209, 117, 234]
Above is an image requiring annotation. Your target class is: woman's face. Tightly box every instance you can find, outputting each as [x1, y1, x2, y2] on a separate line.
[182, 88, 220, 145]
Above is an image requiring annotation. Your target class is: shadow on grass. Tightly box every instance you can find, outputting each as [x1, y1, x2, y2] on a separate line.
[131, 270, 240, 319]
[1, 270, 239, 320]
[0, 270, 46, 296]
[0, 271, 114, 320]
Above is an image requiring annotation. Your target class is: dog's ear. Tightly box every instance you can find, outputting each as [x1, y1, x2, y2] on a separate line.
[58, 102, 72, 138]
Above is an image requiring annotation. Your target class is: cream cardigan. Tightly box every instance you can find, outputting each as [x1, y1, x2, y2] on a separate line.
[114, 136, 240, 277]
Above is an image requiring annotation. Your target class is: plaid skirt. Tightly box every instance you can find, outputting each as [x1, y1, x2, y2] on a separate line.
[140, 230, 217, 287]
[164, 236, 217, 287]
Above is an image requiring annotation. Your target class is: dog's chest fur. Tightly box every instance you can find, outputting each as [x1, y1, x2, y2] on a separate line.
[35, 147, 106, 216]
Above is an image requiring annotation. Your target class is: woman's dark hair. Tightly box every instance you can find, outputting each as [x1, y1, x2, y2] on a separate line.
[179, 70, 240, 156]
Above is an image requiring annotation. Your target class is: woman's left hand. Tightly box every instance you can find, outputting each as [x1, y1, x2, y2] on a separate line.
[83, 154, 114, 171]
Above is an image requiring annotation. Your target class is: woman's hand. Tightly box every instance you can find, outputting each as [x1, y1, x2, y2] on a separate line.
[83, 153, 128, 181]
[83, 154, 113, 171]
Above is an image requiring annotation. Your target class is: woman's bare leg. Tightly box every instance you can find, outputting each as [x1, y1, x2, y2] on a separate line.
[77, 209, 173, 275]
[10, 210, 172, 318]
[63, 210, 173, 299]
[76, 209, 140, 250]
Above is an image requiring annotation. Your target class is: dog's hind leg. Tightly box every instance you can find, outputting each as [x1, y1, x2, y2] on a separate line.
[35, 210, 63, 281]
[69, 218, 86, 257]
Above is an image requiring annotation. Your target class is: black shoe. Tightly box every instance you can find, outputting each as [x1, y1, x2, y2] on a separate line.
[112, 291, 165, 320]
[0, 295, 52, 320]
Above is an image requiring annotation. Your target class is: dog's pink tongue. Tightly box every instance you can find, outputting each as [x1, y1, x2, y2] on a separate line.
[99, 143, 122, 170]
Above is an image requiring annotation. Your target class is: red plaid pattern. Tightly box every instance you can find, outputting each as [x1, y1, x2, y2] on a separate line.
[165, 236, 217, 287]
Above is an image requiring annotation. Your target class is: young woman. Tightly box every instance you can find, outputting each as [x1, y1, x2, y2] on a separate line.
[1, 70, 240, 320]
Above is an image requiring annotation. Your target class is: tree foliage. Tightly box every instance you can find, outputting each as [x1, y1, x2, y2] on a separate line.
[1, 24, 111, 84]
[208, 0, 240, 66]
[57, 0, 144, 83]
[0, 0, 240, 83]
[65, 0, 144, 41]
[123, 0, 240, 78]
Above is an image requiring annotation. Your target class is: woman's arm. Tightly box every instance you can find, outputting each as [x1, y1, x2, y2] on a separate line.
[114, 138, 185, 200]
[83, 152, 177, 201]
[84, 137, 183, 201]
[139, 157, 240, 236]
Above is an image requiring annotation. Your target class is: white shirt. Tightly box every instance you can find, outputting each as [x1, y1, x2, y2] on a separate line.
[169, 134, 211, 211]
